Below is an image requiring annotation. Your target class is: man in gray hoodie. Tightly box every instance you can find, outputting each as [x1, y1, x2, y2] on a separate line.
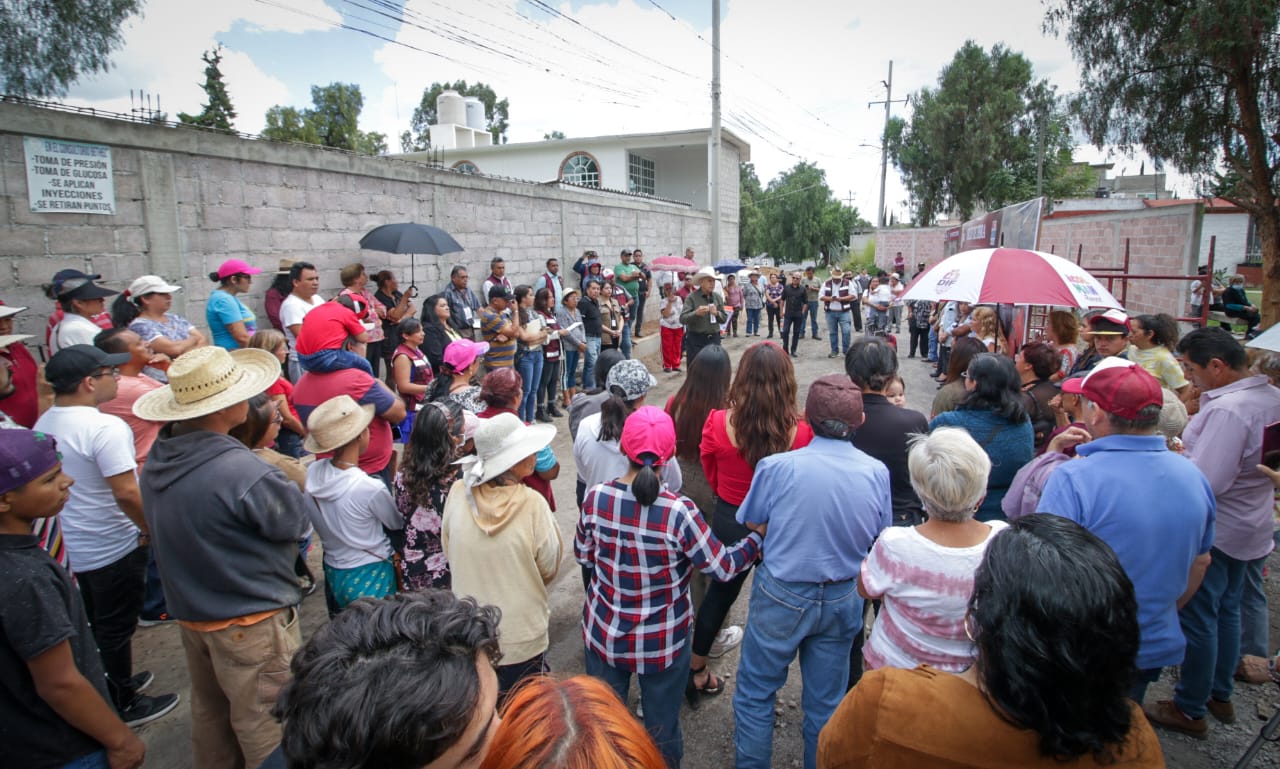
[132, 346, 314, 769]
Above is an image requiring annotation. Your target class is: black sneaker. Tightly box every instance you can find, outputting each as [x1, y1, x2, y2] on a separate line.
[122, 693, 180, 728]
[137, 612, 174, 628]
[127, 671, 154, 695]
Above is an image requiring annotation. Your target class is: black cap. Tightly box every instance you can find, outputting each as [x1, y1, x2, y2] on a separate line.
[51, 269, 117, 301]
[488, 285, 513, 302]
[45, 345, 130, 387]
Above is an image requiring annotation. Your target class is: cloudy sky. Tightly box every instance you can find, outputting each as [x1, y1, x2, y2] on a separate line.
[64, 0, 1180, 224]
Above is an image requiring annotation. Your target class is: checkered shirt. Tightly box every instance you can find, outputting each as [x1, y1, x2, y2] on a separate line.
[576, 480, 761, 674]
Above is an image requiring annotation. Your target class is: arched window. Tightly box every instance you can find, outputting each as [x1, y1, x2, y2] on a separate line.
[560, 152, 600, 187]
[452, 161, 480, 175]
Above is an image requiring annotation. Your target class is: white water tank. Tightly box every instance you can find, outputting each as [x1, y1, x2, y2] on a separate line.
[437, 90, 466, 126]
[464, 97, 486, 130]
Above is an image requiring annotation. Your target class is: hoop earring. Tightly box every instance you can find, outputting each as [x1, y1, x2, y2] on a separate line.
[964, 612, 976, 643]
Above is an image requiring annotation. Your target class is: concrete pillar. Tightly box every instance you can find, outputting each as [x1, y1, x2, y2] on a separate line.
[138, 152, 185, 314]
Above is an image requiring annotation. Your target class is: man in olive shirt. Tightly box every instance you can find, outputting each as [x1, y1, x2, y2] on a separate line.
[802, 266, 822, 340]
[614, 250, 641, 343]
[679, 267, 726, 368]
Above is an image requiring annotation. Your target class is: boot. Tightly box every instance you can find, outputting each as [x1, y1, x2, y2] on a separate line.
[535, 408, 552, 424]
[546, 403, 564, 418]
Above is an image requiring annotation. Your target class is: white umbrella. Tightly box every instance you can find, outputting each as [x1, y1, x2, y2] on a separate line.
[1247, 324, 1280, 352]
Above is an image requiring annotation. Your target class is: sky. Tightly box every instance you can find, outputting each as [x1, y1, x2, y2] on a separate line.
[63, 0, 1187, 226]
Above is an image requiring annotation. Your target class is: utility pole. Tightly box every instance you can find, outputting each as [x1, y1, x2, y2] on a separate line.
[1035, 111, 1046, 197]
[868, 61, 908, 229]
[709, 0, 722, 266]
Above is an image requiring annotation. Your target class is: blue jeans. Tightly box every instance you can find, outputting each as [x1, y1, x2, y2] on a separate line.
[1175, 548, 1265, 717]
[1240, 553, 1270, 657]
[733, 562, 862, 769]
[746, 308, 761, 335]
[299, 348, 372, 376]
[61, 751, 109, 769]
[805, 301, 819, 336]
[583, 337, 601, 389]
[275, 428, 304, 459]
[516, 351, 542, 422]
[826, 311, 851, 355]
[928, 325, 939, 360]
[585, 640, 691, 769]
[563, 345, 581, 392]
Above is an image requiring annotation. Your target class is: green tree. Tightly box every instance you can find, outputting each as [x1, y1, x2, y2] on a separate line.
[262, 83, 386, 155]
[887, 42, 1090, 225]
[755, 162, 867, 262]
[402, 81, 511, 151]
[0, 0, 142, 97]
[738, 162, 767, 258]
[178, 46, 236, 132]
[1046, 1, 1280, 324]
[543, 130, 566, 140]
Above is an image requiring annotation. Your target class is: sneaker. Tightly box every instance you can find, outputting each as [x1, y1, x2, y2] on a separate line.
[137, 612, 174, 628]
[1207, 698, 1236, 724]
[122, 693, 180, 728]
[127, 671, 154, 695]
[709, 625, 744, 658]
[1144, 699, 1208, 739]
[828, 352, 839, 358]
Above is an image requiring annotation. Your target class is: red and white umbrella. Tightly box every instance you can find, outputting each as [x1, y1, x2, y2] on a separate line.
[650, 255, 699, 271]
[899, 248, 1123, 309]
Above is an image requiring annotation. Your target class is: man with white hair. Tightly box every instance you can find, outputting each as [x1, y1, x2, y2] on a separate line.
[1037, 358, 1215, 712]
[679, 267, 726, 368]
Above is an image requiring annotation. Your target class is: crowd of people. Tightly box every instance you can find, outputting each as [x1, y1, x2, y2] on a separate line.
[4, 253, 1280, 769]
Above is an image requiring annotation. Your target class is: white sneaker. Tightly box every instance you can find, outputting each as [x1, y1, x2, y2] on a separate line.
[708, 625, 743, 658]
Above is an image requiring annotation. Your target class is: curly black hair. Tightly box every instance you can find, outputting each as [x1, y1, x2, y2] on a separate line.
[399, 400, 463, 508]
[969, 514, 1139, 762]
[274, 590, 502, 769]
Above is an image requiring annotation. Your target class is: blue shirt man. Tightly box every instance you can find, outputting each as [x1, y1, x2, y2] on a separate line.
[1037, 359, 1214, 703]
[732, 375, 891, 769]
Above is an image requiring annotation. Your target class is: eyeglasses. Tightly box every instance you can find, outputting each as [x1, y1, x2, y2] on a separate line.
[271, 410, 284, 424]
[91, 367, 121, 380]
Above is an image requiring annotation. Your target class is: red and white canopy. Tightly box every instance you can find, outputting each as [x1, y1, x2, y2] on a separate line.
[899, 248, 1123, 309]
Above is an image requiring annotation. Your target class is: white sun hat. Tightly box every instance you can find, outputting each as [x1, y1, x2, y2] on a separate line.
[303, 394, 376, 454]
[455, 412, 555, 487]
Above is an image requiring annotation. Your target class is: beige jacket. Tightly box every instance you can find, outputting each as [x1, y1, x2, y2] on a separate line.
[441, 479, 562, 664]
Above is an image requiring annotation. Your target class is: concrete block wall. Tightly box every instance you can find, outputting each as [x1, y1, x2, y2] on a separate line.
[874, 227, 952, 273]
[0, 102, 716, 351]
[1040, 205, 1201, 317]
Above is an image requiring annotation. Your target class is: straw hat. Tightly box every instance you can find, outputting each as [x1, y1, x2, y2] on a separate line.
[694, 266, 717, 284]
[455, 412, 555, 487]
[303, 395, 376, 454]
[132, 346, 281, 422]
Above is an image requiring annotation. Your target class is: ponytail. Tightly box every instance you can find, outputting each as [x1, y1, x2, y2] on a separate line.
[631, 455, 661, 507]
[208, 271, 221, 283]
[598, 386, 637, 442]
[111, 293, 141, 329]
[427, 367, 456, 403]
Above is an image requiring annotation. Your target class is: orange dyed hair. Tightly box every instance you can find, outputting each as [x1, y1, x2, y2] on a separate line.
[479, 675, 666, 769]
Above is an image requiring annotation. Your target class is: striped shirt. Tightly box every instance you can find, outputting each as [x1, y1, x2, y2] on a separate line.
[576, 480, 761, 673]
[861, 521, 1007, 672]
[480, 306, 516, 368]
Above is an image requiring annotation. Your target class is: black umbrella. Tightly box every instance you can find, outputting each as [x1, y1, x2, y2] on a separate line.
[359, 222, 465, 291]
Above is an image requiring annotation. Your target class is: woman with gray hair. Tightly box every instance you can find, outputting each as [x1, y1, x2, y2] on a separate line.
[857, 427, 1008, 672]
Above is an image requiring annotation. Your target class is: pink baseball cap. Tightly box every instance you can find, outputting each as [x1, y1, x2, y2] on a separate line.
[620, 406, 676, 467]
[215, 259, 263, 280]
[443, 339, 489, 371]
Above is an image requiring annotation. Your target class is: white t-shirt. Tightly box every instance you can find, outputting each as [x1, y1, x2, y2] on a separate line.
[860, 521, 1008, 673]
[33, 405, 139, 571]
[50, 313, 102, 354]
[280, 293, 325, 350]
[573, 412, 683, 492]
[660, 295, 684, 329]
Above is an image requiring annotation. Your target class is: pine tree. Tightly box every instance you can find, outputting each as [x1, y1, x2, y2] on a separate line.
[178, 47, 236, 132]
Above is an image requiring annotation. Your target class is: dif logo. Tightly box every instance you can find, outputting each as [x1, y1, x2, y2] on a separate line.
[1066, 274, 1100, 300]
[935, 269, 961, 290]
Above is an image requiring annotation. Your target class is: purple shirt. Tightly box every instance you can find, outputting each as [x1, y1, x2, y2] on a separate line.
[1184, 374, 1280, 561]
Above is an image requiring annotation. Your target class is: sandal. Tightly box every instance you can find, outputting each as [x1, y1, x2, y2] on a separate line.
[684, 665, 725, 708]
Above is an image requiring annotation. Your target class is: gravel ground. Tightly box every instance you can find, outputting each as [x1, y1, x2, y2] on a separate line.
[134, 326, 1280, 769]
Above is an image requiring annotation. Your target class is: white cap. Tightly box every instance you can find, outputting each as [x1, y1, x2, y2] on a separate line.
[127, 275, 183, 297]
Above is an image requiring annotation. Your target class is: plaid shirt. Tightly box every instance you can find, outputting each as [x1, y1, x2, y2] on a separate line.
[576, 480, 761, 673]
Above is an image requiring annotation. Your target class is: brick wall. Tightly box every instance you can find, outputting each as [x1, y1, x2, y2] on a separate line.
[0, 102, 720, 349]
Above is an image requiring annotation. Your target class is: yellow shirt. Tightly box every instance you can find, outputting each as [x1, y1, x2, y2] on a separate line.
[1127, 344, 1188, 391]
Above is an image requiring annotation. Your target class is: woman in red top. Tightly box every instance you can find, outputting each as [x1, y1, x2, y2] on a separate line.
[689, 341, 813, 699]
[392, 317, 433, 442]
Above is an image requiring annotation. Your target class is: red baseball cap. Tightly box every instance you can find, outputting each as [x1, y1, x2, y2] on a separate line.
[1061, 357, 1162, 419]
[620, 406, 676, 467]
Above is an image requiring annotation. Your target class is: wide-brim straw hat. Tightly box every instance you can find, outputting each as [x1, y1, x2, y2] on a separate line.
[455, 412, 555, 486]
[694, 266, 717, 283]
[133, 346, 280, 422]
[303, 395, 376, 454]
